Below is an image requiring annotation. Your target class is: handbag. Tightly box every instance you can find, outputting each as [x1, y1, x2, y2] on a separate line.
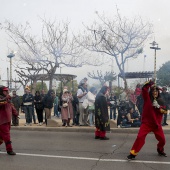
[88, 105, 95, 110]
[63, 103, 68, 107]
[82, 99, 89, 109]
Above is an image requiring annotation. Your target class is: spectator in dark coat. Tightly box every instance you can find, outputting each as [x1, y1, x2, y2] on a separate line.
[22, 87, 34, 126]
[95, 86, 110, 140]
[42, 89, 55, 125]
[108, 92, 117, 120]
[161, 87, 170, 126]
[34, 91, 44, 126]
[72, 93, 79, 125]
[11, 91, 20, 126]
[136, 94, 144, 117]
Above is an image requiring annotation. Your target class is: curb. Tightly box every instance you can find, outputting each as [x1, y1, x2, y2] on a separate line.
[11, 126, 170, 134]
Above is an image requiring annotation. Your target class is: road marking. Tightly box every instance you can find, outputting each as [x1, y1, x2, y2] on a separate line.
[0, 151, 170, 165]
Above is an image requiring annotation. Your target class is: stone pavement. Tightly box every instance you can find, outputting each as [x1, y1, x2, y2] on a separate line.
[11, 113, 170, 134]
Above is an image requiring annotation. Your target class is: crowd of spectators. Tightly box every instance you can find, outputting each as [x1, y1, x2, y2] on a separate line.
[6, 79, 170, 129]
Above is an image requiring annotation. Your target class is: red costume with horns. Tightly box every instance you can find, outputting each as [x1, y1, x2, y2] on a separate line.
[127, 80, 167, 159]
[0, 86, 18, 155]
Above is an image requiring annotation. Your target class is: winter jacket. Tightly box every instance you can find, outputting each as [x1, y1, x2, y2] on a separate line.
[22, 93, 34, 106]
[141, 82, 167, 128]
[11, 95, 20, 111]
[34, 95, 43, 110]
[42, 90, 54, 109]
[0, 96, 18, 125]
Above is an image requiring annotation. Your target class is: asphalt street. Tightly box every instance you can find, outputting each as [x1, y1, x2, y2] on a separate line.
[0, 130, 170, 170]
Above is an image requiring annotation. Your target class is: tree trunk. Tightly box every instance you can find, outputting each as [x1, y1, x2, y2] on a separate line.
[31, 79, 37, 95]
[123, 78, 128, 90]
[49, 75, 53, 90]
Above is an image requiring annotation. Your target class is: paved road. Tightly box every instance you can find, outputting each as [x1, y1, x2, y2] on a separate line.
[0, 130, 170, 170]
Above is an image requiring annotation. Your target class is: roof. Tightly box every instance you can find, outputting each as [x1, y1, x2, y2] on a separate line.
[118, 71, 154, 79]
[29, 73, 77, 81]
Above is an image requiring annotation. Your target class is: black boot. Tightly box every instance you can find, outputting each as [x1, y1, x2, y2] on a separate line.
[67, 123, 72, 127]
[157, 148, 167, 157]
[7, 151, 16, 155]
[62, 122, 66, 126]
[127, 154, 136, 160]
[100, 136, 109, 140]
[95, 136, 100, 139]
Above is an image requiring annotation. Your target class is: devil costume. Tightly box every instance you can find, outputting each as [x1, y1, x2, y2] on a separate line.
[94, 86, 110, 140]
[127, 81, 167, 160]
[0, 86, 18, 155]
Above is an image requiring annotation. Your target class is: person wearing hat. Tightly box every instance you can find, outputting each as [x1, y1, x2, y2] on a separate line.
[0, 86, 18, 155]
[61, 89, 73, 127]
[127, 80, 167, 160]
[161, 86, 170, 126]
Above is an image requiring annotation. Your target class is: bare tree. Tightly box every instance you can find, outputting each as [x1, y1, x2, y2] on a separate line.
[16, 72, 30, 91]
[3, 19, 105, 90]
[79, 9, 153, 89]
[14, 58, 43, 94]
[3, 21, 46, 93]
[88, 70, 117, 86]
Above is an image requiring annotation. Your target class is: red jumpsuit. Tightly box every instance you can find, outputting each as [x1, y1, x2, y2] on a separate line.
[0, 96, 18, 152]
[130, 83, 167, 156]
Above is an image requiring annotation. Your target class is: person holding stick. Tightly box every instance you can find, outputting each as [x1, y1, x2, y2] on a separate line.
[0, 86, 18, 155]
[127, 80, 167, 160]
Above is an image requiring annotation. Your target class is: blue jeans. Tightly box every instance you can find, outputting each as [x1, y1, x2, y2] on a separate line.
[110, 107, 116, 120]
[24, 105, 33, 124]
[73, 107, 79, 125]
[54, 104, 59, 117]
[131, 120, 141, 127]
[89, 110, 95, 126]
[32, 107, 36, 123]
[121, 119, 131, 128]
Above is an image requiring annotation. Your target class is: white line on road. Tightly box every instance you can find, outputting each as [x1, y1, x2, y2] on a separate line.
[0, 151, 170, 165]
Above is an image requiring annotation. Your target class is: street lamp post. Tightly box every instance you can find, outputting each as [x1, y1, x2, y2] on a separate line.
[60, 67, 62, 93]
[7, 52, 15, 90]
[41, 67, 44, 90]
[150, 41, 161, 84]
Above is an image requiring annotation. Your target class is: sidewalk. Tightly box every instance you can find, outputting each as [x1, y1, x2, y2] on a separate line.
[11, 113, 170, 134]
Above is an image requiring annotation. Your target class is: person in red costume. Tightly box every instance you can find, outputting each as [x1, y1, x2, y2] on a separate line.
[127, 80, 167, 160]
[0, 86, 18, 155]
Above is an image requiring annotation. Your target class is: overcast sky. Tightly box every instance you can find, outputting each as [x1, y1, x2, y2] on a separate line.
[0, 0, 170, 88]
